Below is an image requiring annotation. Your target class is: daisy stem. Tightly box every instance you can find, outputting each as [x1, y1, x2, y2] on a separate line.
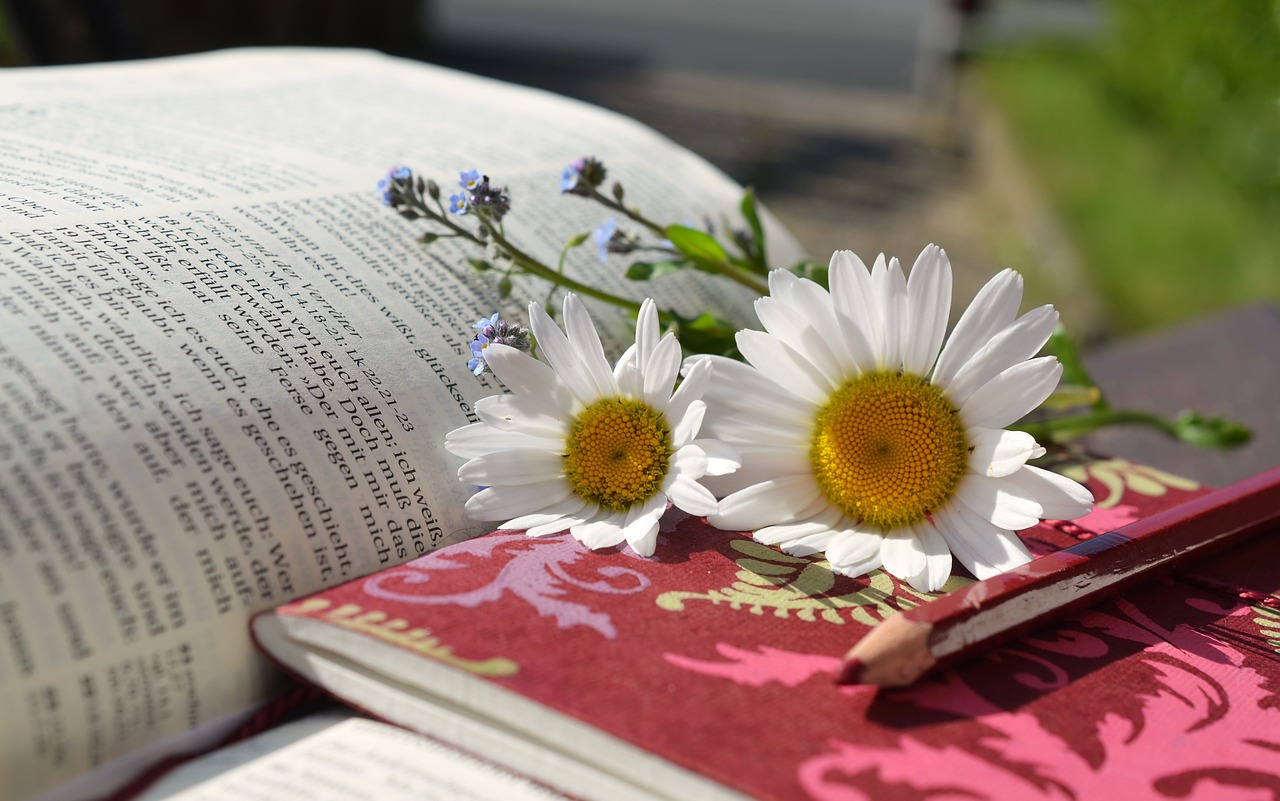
[1013, 408, 1177, 443]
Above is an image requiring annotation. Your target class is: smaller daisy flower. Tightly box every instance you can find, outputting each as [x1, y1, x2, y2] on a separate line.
[446, 295, 739, 556]
[466, 313, 532, 376]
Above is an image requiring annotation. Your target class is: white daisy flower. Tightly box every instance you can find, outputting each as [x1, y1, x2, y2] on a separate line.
[700, 245, 1094, 592]
[445, 295, 739, 557]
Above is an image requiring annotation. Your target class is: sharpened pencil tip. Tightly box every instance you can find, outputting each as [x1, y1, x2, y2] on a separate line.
[835, 657, 865, 686]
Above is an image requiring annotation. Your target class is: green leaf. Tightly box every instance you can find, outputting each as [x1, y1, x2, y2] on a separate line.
[467, 258, 493, 272]
[665, 225, 729, 264]
[497, 274, 513, 298]
[1045, 325, 1104, 408]
[738, 187, 768, 272]
[1171, 410, 1252, 449]
[565, 231, 590, 248]
[1041, 384, 1104, 410]
[625, 260, 686, 281]
[673, 311, 741, 360]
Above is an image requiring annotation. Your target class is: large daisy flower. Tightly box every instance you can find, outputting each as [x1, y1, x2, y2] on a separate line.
[700, 245, 1093, 592]
[445, 295, 738, 556]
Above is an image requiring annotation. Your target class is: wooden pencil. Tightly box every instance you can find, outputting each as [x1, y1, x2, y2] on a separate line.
[837, 465, 1280, 688]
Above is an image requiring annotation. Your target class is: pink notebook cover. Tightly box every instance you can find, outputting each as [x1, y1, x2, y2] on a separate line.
[263, 458, 1280, 800]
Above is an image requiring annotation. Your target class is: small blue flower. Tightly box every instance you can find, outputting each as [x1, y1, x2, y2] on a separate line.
[560, 164, 581, 194]
[560, 157, 606, 196]
[594, 218, 618, 262]
[459, 169, 482, 191]
[465, 313, 531, 375]
[467, 336, 490, 376]
[377, 165, 412, 206]
[449, 192, 469, 215]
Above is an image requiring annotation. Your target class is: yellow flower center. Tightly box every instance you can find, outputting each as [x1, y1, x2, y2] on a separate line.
[563, 398, 673, 512]
[810, 371, 968, 529]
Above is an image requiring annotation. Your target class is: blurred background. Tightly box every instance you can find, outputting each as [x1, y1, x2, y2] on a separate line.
[2, 0, 1278, 484]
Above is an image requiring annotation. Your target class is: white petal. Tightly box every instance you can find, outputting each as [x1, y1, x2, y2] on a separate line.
[885, 523, 952, 592]
[873, 254, 909, 370]
[562, 295, 618, 399]
[458, 449, 564, 486]
[967, 428, 1045, 478]
[667, 356, 713, 433]
[736, 329, 832, 404]
[633, 298, 660, 372]
[754, 295, 846, 386]
[622, 495, 667, 556]
[527, 299, 599, 404]
[932, 268, 1024, 386]
[445, 424, 564, 460]
[828, 251, 882, 370]
[902, 244, 952, 377]
[776, 529, 842, 556]
[753, 511, 842, 547]
[999, 464, 1094, 520]
[940, 305, 1059, 404]
[665, 475, 718, 516]
[954, 474, 1045, 531]
[642, 334, 681, 411]
[792, 274, 863, 372]
[465, 481, 575, 521]
[931, 503, 1032, 580]
[709, 475, 825, 530]
[667, 443, 709, 481]
[527, 502, 600, 537]
[705, 444, 811, 496]
[696, 355, 812, 421]
[483, 345, 576, 417]
[690, 438, 740, 476]
[503, 496, 591, 532]
[880, 528, 927, 586]
[614, 359, 644, 399]
[572, 513, 627, 549]
[475, 394, 568, 439]
[959, 356, 1062, 430]
[825, 527, 883, 576]
[671, 399, 706, 448]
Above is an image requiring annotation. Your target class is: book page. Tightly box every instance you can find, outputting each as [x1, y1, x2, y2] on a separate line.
[0, 48, 807, 801]
[134, 711, 572, 801]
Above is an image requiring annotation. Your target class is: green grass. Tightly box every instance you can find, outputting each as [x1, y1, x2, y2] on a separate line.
[979, 45, 1280, 335]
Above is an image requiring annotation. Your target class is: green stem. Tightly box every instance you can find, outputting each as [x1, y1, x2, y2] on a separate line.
[588, 190, 666, 237]
[709, 258, 769, 295]
[482, 221, 644, 313]
[1012, 408, 1177, 443]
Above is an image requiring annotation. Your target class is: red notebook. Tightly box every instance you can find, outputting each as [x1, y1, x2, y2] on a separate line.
[251, 458, 1280, 801]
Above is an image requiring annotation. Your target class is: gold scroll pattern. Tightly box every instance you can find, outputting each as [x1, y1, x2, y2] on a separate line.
[1256, 604, 1280, 656]
[1060, 457, 1200, 509]
[288, 598, 519, 676]
[655, 539, 971, 626]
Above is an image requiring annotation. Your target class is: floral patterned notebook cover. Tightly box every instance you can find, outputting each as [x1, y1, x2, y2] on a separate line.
[262, 458, 1280, 800]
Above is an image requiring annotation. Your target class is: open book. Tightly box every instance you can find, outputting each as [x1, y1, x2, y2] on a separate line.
[0, 47, 801, 801]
